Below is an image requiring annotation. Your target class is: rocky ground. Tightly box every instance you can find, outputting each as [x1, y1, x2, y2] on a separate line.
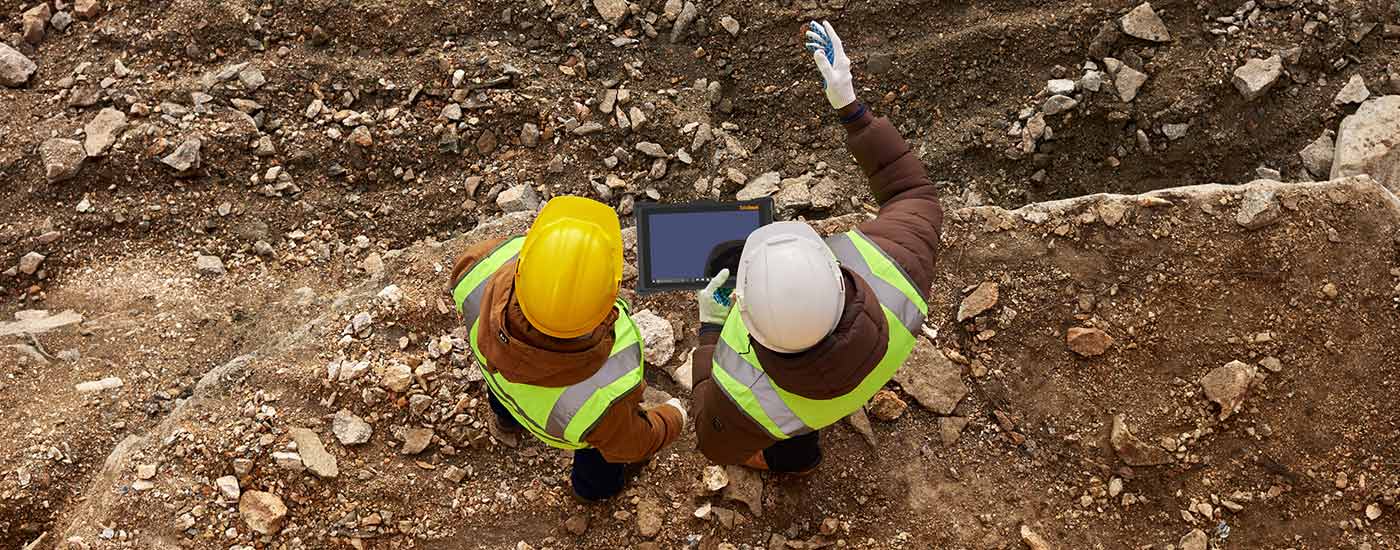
[2, 0, 1400, 548]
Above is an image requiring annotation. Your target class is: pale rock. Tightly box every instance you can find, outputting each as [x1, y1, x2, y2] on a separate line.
[593, 0, 627, 25]
[1120, 3, 1172, 42]
[1115, 66, 1149, 102]
[401, 428, 434, 455]
[868, 389, 907, 421]
[1299, 134, 1335, 178]
[332, 409, 372, 445]
[1179, 529, 1208, 550]
[1162, 123, 1189, 141]
[497, 184, 540, 212]
[239, 491, 288, 535]
[1235, 187, 1282, 230]
[893, 340, 967, 414]
[19, 252, 45, 275]
[216, 475, 241, 500]
[636, 498, 662, 538]
[723, 466, 763, 516]
[1111, 414, 1172, 466]
[0, 43, 38, 87]
[719, 16, 740, 36]
[1046, 79, 1077, 95]
[196, 255, 225, 275]
[1200, 360, 1255, 421]
[84, 108, 128, 156]
[272, 451, 305, 472]
[1081, 71, 1104, 92]
[736, 172, 781, 200]
[1334, 75, 1369, 105]
[382, 363, 414, 392]
[1332, 96, 1400, 187]
[957, 282, 998, 321]
[1232, 56, 1282, 101]
[136, 464, 157, 480]
[1020, 525, 1052, 550]
[670, 1, 698, 42]
[288, 428, 338, 478]
[938, 416, 969, 446]
[702, 465, 729, 492]
[632, 309, 675, 366]
[40, 138, 87, 183]
[74, 377, 122, 392]
[1042, 95, 1078, 116]
[1066, 327, 1113, 356]
[161, 138, 202, 174]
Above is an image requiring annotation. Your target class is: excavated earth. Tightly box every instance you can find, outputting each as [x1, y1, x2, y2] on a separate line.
[2, 0, 1399, 549]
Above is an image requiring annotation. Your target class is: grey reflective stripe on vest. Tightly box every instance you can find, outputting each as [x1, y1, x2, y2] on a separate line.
[543, 343, 643, 439]
[825, 232, 925, 334]
[462, 253, 520, 329]
[714, 339, 813, 437]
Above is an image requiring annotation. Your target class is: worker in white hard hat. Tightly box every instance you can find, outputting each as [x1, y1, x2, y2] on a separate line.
[689, 20, 943, 473]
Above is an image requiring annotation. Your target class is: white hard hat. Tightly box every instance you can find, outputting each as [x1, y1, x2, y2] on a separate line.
[735, 222, 845, 354]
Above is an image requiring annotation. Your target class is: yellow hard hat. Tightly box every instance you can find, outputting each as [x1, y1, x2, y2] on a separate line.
[515, 196, 623, 339]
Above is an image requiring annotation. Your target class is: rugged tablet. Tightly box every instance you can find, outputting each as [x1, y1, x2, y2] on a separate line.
[634, 199, 774, 293]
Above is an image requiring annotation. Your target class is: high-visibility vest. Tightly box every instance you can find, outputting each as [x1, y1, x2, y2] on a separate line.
[451, 236, 644, 450]
[711, 230, 928, 440]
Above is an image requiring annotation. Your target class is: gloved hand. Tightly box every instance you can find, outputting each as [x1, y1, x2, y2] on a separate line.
[663, 397, 688, 426]
[697, 268, 733, 325]
[804, 20, 856, 110]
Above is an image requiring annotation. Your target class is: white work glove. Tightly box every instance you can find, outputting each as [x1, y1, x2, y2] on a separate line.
[697, 268, 733, 325]
[804, 20, 856, 110]
[663, 398, 688, 426]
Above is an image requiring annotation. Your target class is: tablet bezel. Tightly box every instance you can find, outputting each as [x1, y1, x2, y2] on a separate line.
[634, 198, 774, 294]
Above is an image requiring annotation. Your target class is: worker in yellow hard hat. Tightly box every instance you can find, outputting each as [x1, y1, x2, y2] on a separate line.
[449, 196, 686, 502]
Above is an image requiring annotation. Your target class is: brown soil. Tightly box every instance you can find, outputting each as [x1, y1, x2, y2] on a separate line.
[2, 0, 1399, 548]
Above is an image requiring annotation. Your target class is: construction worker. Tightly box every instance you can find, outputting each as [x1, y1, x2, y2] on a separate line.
[690, 21, 943, 473]
[450, 196, 687, 502]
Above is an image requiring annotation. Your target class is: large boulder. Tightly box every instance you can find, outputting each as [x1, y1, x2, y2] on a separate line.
[1332, 96, 1400, 190]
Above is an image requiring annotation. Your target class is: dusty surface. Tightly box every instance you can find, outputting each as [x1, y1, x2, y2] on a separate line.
[3, 0, 1400, 548]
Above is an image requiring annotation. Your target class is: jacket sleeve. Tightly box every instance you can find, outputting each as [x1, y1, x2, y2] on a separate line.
[450, 237, 507, 291]
[845, 108, 944, 300]
[583, 384, 684, 464]
[691, 326, 778, 464]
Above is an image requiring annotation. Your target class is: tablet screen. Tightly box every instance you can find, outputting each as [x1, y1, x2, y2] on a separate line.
[635, 200, 773, 292]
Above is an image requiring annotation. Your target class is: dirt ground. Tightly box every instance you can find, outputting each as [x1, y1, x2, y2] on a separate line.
[2, 0, 1399, 548]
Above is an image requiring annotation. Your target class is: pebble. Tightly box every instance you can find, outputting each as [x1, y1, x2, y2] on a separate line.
[238, 491, 288, 535]
[382, 363, 414, 393]
[272, 451, 305, 472]
[74, 0, 101, 18]
[196, 255, 226, 276]
[1232, 55, 1282, 101]
[703, 465, 729, 492]
[572, 122, 605, 136]
[938, 416, 969, 446]
[719, 16, 740, 37]
[1200, 360, 1255, 421]
[332, 409, 373, 445]
[1081, 70, 1104, 92]
[39, 138, 87, 183]
[592, 0, 627, 25]
[0, 43, 37, 87]
[1162, 123, 1189, 141]
[289, 427, 338, 478]
[957, 282, 999, 322]
[520, 123, 540, 148]
[635, 142, 667, 158]
[1046, 79, 1077, 95]
[1119, 2, 1172, 42]
[1020, 525, 1052, 550]
[1066, 327, 1113, 356]
[1367, 503, 1383, 520]
[136, 464, 157, 480]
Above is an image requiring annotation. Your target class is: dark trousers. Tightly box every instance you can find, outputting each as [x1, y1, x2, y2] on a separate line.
[764, 430, 823, 473]
[487, 389, 626, 501]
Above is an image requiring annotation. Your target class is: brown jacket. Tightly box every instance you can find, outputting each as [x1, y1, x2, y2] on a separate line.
[691, 108, 944, 465]
[451, 239, 684, 463]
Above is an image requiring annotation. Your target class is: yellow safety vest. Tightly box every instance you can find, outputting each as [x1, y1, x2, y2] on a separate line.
[452, 236, 644, 450]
